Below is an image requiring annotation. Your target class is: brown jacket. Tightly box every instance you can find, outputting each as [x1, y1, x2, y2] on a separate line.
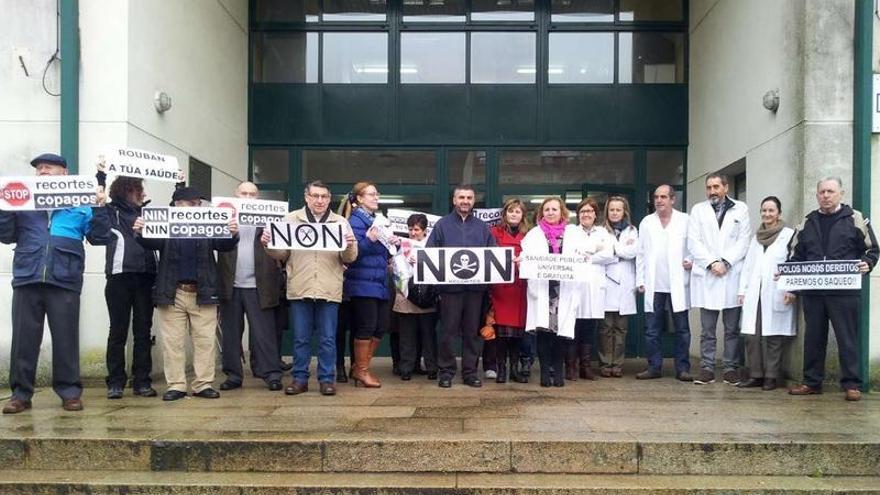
[218, 226, 282, 309]
[266, 208, 358, 303]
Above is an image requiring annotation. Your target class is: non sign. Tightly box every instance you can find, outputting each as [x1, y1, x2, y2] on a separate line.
[268, 221, 346, 251]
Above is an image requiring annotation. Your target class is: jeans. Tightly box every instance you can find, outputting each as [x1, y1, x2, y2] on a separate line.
[290, 299, 339, 384]
[699, 307, 742, 372]
[644, 292, 691, 374]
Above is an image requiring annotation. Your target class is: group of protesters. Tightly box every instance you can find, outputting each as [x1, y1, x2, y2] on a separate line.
[1, 153, 876, 414]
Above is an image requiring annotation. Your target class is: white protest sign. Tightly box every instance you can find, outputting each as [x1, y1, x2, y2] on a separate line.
[0, 176, 98, 211]
[387, 208, 441, 237]
[101, 148, 182, 183]
[142, 207, 233, 238]
[777, 260, 862, 291]
[474, 208, 503, 227]
[212, 196, 288, 227]
[414, 247, 514, 285]
[267, 221, 346, 251]
[370, 213, 397, 255]
[519, 253, 593, 282]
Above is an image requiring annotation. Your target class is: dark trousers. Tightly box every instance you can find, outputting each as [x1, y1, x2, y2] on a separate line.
[10, 284, 82, 401]
[349, 296, 391, 341]
[398, 312, 438, 375]
[802, 294, 861, 390]
[220, 288, 282, 384]
[482, 338, 498, 372]
[336, 301, 353, 366]
[104, 273, 154, 389]
[275, 298, 288, 360]
[575, 319, 598, 344]
[536, 332, 565, 379]
[437, 292, 484, 380]
[644, 292, 691, 374]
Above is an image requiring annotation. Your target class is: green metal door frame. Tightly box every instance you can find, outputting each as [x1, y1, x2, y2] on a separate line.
[60, 0, 80, 173]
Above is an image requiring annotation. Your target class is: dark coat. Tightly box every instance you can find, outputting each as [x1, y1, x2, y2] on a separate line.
[104, 199, 157, 276]
[217, 227, 282, 309]
[425, 211, 497, 293]
[489, 225, 527, 328]
[344, 208, 392, 300]
[789, 204, 879, 296]
[0, 207, 111, 293]
[138, 235, 238, 305]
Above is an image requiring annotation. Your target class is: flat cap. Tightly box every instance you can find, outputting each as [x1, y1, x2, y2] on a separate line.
[30, 153, 67, 168]
[171, 187, 201, 202]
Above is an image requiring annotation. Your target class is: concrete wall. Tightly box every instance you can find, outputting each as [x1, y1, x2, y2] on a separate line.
[689, 0, 878, 387]
[0, 0, 248, 386]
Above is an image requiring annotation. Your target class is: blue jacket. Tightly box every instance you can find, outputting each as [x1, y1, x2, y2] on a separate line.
[344, 208, 391, 300]
[0, 207, 112, 293]
[426, 211, 497, 293]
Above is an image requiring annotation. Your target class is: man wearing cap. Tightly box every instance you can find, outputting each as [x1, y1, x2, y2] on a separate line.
[1, 153, 111, 414]
[134, 186, 239, 401]
[217, 181, 284, 392]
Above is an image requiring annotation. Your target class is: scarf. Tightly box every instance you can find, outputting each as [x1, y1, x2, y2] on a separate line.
[712, 197, 735, 226]
[611, 219, 630, 239]
[305, 207, 330, 223]
[538, 219, 566, 254]
[756, 220, 786, 248]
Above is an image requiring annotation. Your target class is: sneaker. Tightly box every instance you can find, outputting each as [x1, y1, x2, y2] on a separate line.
[635, 369, 661, 380]
[722, 370, 741, 385]
[694, 370, 715, 385]
[484, 369, 497, 380]
[106, 386, 124, 400]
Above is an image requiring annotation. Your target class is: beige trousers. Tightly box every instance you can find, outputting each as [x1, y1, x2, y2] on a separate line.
[156, 289, 218, 393]
[598, 312, 628, 368]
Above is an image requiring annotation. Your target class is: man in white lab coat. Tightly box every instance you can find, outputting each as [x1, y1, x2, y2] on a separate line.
[687, 173, 752, 385]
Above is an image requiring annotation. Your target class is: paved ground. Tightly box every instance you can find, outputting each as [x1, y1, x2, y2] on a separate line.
[2, 359, 877, 444]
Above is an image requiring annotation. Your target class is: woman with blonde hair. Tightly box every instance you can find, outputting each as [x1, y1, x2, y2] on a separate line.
[599, 196, 639, 378]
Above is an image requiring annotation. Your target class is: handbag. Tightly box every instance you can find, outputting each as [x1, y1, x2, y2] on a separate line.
[406, 277, 436, 309]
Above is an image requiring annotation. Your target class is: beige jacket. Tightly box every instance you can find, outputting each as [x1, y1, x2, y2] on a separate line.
[266, 208, 358, 303]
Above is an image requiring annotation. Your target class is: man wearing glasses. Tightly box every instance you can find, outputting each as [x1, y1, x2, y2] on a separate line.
[263, 180, 357, 396]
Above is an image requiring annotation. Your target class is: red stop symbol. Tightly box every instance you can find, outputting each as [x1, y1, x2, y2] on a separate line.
[1, 182, 32, 207]
[216, 201, 237, 217]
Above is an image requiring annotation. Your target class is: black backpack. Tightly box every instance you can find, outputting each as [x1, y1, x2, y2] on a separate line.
[406, 278, 437, 309]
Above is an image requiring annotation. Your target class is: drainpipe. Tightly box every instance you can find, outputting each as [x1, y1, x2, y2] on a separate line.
[853, 0, 872, 392]
[60, 0, 79, 173]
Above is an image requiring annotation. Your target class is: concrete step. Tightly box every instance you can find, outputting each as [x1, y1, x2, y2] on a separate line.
[0, 470, 878, 494]
[2, 437, 878, 476]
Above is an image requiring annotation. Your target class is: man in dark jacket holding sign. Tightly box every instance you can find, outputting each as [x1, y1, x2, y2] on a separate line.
[426, 185, 496, 388]
[1, 153, 111, 414]
[787, 177, 878, 401]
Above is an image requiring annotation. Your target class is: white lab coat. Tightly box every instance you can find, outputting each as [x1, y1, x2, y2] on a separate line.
[636, 210, 691, 313]
[566, 225, 617, 319]
[737, 227, 796, 336]
[688, 199, 752, 310]
[604, 225, 638, 316]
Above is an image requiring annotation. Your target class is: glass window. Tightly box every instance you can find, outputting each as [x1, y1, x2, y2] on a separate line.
[303, 150, 437, 185]
[619, 32, 685, 83]
[376, 193, 434, 219]
[499, 150, 634, 185]
[647, 150, 685, 186]
[401, 33, 466, 83]
[259, 189, 289, 202]
[619, 0, 684, 22]
[471, 32, 536, 84]
[472, 0, 534, 21]
[323, 33, 388, 83]
[448, 151, 487, 185]
[252, 33, 318, 83]
[402, 0, 466, 22]
[548, 33, 613, 83]
[551, 0, 614, 23]
[254, 0, 319, 23]
[323, 0, 386, 21]
[252, 149, 289, 183]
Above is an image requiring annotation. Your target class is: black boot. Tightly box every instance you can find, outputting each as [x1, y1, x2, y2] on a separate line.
[552, 337, 566, 387]
[537, 333, 552, 387]
[578, 344, 595, 380]
[565, 342, 578, 381]
[336, 363, 348, 383]
[509, 338, 528, 383]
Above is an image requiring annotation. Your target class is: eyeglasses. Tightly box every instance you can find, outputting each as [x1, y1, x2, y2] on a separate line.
[362, 191, 380, 198]
[307, 193, 331, 200]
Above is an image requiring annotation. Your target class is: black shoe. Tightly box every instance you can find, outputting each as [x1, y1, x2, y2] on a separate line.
[762, 378, 778, 391]
[400, 373, 412, 381]
[133, 386, 157, 397]
[162, 390, 186, 402]
[280, 361, 293, 371]
[636, 369, 662, 380]
[463, 376, 482, 388]
[438, 377, 452, 388]
[737, 378, 764, 389]
[268, 380, 283, 391]
[219, 380, 241, 391]
[413, 366, 427, 375]
[336, 365, 348, 383]
[519, 357, 532, 377]
[392, 363, 401, 376]
[107, 386, 123, 400]
[194, 388, 220, 399]
[427, 371, 438, 380]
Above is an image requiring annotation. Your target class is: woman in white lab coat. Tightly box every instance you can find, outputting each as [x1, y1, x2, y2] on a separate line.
[599, 196, 638, 378]
[736, 196, 796, 391]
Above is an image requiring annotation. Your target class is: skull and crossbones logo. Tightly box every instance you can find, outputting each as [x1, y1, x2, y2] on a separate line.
[451, 250, 479, 278]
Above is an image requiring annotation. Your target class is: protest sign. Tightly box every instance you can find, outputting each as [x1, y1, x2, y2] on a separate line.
[0, 175, 98, 211]
[414, 247, 514, 285]
[101, 148, 182, 183]
[777, 260, 862, 291]
[519, 253, 593, 282]
[387, 208, 440, 237]
[267, 221, 346, 251]
[474, 208, 503, 227]
[212, 196, 287, 227]
[142, 207, 233, 238]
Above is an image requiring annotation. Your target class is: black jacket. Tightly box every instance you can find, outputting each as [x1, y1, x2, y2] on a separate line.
[104, 198, 157, 277]
[138, 235, 238, 305]
[790, 204, 878, 296]
[425, 211, 497, 293]
[217, 227, 282, 309]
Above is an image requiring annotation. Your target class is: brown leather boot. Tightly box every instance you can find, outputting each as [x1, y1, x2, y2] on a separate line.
[351, 339, 381, 388]
[578, 344, 595, 380]
[565, 342, 578, 381]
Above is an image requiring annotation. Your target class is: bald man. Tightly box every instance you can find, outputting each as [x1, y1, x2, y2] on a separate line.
[217, 182, 284, 391]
